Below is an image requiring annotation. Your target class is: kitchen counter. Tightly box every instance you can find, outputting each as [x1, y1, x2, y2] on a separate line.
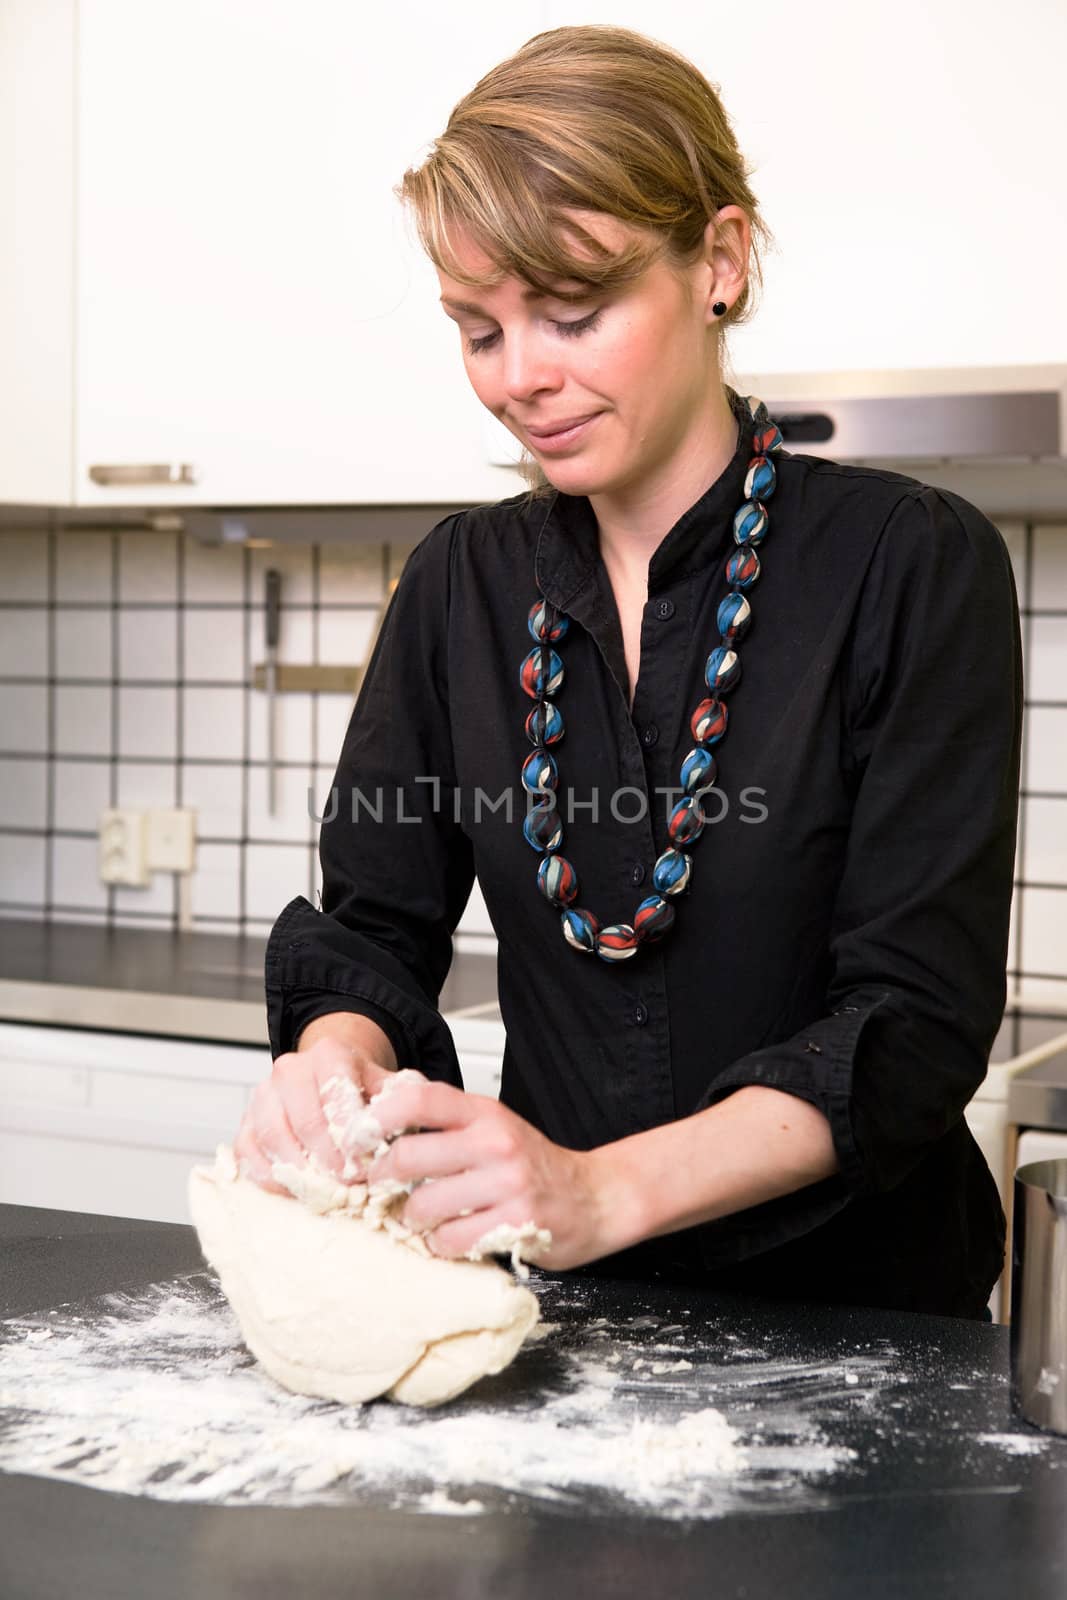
[0, 916, 499, 1045]
[2, 1202, 1066, 1600]
[1008, 1050, 1067, 1131]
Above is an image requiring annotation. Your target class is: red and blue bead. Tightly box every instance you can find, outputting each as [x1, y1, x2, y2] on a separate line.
[517, 392, 781, 960]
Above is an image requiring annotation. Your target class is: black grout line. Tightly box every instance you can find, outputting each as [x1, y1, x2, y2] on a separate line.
[106, 530, 120, 932]
[42, 518, 57, 917]
[1011, 520, 1035, 1040]
[173, 534, 186, 930]
[0, 750, 335, 765]
[239, 543, 251, 936]
[309, 542, 320, 905]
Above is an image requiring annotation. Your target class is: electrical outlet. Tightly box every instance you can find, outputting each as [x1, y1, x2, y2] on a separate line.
[145, 808, 197, 873]
[99, 809, 148, 886]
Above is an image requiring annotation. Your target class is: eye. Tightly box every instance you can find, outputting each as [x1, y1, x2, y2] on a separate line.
[464, 308, 603, 357]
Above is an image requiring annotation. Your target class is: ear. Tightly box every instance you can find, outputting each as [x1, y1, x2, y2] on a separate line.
[701, 207, 751, 323]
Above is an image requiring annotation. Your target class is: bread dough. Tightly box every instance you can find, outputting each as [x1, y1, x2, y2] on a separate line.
[187, 1073, 543, 1408]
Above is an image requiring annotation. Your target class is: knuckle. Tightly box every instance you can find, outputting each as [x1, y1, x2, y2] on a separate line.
[385, 1138, 411, 1180]
[484, 1125, 517, 1162]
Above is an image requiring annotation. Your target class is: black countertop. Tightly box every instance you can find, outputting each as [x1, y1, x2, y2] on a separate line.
[0, 917, 499, 1044]
[1, 1202, 1066, 1600]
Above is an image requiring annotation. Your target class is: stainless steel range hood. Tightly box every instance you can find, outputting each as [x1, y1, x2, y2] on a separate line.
[738, 363, 1067, 520]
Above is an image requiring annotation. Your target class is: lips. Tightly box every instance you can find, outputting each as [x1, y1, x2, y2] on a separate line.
[524, 413, 599, 439]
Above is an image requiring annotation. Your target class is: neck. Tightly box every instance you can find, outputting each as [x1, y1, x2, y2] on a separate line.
[592, 386, 739, 583]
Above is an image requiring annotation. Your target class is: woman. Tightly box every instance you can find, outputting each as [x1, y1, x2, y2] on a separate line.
[236, 24, 1022, 1319]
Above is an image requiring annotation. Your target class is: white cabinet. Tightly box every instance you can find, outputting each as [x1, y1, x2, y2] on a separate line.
[545, 2, 1067, 375]
[0, 1015, 503, 1224]
[0, 1022, 268, 1223]
[0, 1, 541, 509]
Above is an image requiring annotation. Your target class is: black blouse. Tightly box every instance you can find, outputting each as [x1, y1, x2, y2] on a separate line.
[265, 385, 1023, 1319]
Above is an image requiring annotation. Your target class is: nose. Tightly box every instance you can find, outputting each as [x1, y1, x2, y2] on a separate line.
[501, 328, 563, 406]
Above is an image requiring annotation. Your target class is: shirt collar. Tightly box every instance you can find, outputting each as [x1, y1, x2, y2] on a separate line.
[534, 384, 753, 610]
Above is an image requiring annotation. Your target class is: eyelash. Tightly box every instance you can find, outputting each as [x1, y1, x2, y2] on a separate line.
[465, 309, 603, 357]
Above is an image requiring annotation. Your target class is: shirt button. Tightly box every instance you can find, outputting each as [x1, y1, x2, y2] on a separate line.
[641, 724, 659, 748]
[655, 598, 675, 620]
[632, 1003, 649, 1026]
[630, 862, 645, 886]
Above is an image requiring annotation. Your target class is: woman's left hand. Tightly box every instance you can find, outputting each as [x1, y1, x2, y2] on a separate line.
[360, 1075, 615, 1272]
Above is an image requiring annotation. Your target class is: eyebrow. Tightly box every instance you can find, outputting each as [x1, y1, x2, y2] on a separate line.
[439, 285, 592, 315]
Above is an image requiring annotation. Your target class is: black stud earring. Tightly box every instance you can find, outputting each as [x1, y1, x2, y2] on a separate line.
[712, 301, 727, 317]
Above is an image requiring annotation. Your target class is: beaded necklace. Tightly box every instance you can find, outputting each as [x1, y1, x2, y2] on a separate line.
[517, 394, 783, 961]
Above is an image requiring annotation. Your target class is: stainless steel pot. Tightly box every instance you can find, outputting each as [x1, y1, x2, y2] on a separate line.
[1011, 1157, 1067, 1434]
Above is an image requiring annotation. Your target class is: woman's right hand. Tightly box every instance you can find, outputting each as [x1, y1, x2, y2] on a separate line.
[232, 1036, 398, 1195]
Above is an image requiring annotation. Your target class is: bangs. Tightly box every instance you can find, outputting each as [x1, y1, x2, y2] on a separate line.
[399, 129, 664, 297]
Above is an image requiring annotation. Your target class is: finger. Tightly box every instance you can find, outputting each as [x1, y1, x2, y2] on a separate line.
[276, 1061, 347, 1178]
[368, 1075, 480, 1140]
[401, 1162, 516, 1234]
[245, 1079, 306, 1175]
[421, 1204, 527, 1262]
[233, 1125, 292, 1195]
[369, 1128, 487, 1186]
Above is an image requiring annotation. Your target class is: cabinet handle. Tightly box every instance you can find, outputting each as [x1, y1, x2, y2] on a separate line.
[88, 463, 199, 486]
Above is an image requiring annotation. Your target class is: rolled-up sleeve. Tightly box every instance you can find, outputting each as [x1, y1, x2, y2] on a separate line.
[691, 486, 1023, 1220]
[264, 511, 476, 1084]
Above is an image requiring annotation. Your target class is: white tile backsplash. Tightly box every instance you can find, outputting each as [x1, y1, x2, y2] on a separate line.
[118, 609, 177, 681]
[1024, 797, 1067, 885]
[249, 607, 313, 668]
[244, 840, 311, 921]
[0, 532, 48, 601]
[3, 519, 1064, 999]
[191, 840, 243, 920]
[50, 834, 108, 910]
[1028, 616, 1067, 702]
[55, 609, 112, 679]
[116, 761, 176, 811]
[182, 686, 245, 760]
[0, 757, 47, 828]
[54, 684, 111, 757]
[1020, 887, 1067, 979]
[183, 609, 245, 682]
[113, 866, 176, 916]
[182, 541, 244, 604]
[248, 544, 313, 606]
[997, 520, 1027, 608]
[53, 759, 111, 833]
[1025, 706, 1067, 792]
[317, 608, 377, 666]
[55, 533, 111, 602]
[118, 531, 178, 603]
[246, 762, 317, 845]
[315, 694, 356, 764]
[1032, 527, 1067, 608]
[248, 688, 313, 764]
[0, 833, 45, 903]
[180, 762, 245, 840]
[0, 608, 48, 677]
[321, 541, 386, 603]
[117, 686, 177, 759]
[0, 684, 49, 754]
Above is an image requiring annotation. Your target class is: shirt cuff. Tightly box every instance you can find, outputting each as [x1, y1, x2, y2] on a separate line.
[691, 988, 893, 1202]
[264, 894, 463, 1087]
[283, 990, 410, 1069]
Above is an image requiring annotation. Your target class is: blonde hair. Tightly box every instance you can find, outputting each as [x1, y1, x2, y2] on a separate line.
[395, 23, 774, 500]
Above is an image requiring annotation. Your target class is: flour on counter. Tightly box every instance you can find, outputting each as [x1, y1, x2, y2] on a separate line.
[0, 1272, 1049, 1517]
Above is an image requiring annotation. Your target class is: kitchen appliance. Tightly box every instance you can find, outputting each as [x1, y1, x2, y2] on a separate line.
[1011, 1156, 1067, 1434]
[732, 363, 1067, 521]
